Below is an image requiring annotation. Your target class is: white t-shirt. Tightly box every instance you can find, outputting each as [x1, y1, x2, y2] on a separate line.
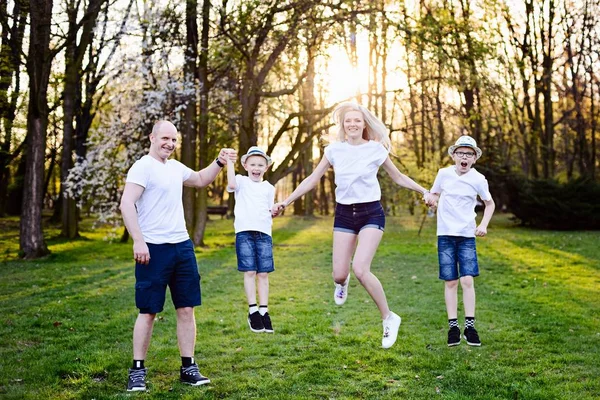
[324, 141, 389, 204]
[430, 166, 492, 237]
[227, 175, 275, 236]
[126, 155, 193, 244]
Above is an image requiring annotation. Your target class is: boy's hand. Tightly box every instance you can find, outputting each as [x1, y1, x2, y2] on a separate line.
[423, 192, 438, 207]
[272, 202, 286, 216]
[226, 149, 237, 162]
[475, 225, 488, 237]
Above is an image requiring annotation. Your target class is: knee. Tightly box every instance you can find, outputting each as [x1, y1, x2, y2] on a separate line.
[460, 276, 474, 289]
[176, 307, 195, 322]
[245, 271, 257, 279]
[352, 265, 368, 283]
[257, 272, 268, 281]
[445, 279, 459, 290]
[138, 313, 156, 326]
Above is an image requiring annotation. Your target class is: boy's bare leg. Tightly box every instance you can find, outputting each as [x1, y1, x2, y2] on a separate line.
[244, 271, 257, 304]
[459, 276, 476, 317]
[444, 280, 459, 319]
[176, 307, 196, 357]
[133, 313, 156, 360]
[257, 273, 269, 306]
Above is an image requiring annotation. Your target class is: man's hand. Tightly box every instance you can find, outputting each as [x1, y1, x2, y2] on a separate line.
[133, 240, 150, 265]
[272, 202, 286, 216]
[218, 148, 237, 165]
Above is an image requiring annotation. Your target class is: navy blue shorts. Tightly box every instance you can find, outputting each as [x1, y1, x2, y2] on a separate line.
[134, 239, 201, 314]
[438, 235, 479, 281]
[235, 231, 274, 273]
[333, 201, 385, 235]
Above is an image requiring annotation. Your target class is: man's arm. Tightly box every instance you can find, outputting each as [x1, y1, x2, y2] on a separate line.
[120, 182, 150, 264]
[184, 148, 237, 188]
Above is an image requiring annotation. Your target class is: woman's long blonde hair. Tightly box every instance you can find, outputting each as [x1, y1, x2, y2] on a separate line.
[332, 102, 391, 150]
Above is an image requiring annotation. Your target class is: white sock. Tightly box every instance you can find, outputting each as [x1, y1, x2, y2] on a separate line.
[249, 304, 258, 314]
[259, 306, 268, 316]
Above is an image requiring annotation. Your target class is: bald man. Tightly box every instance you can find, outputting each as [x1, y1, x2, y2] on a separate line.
[120, 120, 235, 391]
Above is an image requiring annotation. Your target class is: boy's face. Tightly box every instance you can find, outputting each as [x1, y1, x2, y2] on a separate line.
[451, 146, 477, 175]
[243, 155, 269, 182]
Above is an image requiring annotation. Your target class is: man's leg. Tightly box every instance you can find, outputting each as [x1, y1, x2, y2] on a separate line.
[176, 307, 196, 357]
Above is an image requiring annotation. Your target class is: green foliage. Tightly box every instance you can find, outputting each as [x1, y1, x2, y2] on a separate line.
[507, 177, 600, 230]
[0, 215, 599, 399]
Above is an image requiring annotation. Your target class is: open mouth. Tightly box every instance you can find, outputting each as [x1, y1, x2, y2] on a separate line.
[461, 161, 468, 168]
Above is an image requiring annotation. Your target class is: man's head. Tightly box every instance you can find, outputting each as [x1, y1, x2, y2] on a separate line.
[448, 135, 482, 175]
[149, 121, 178, 162]
[241, 146, 272, 182]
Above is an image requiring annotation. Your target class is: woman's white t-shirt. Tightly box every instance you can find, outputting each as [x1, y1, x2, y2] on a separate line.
[430, 166, 492, 237]
[125, 155, 193, 244]
[324, 141, 389, 205]
[227, 175, 275, 236]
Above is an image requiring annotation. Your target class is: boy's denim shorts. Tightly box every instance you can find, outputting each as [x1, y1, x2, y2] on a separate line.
[438, 235, 479, 281]
[135, 239, 201, 314]
[333, 201, 385, 235]
[235, 231, 274, 273]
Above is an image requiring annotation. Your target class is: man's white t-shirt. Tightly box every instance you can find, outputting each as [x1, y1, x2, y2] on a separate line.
[324, 141, 389, 205]
[126, 155, 193, 244]
[431, 166, 492, 237]
[227, 175, 275, 236]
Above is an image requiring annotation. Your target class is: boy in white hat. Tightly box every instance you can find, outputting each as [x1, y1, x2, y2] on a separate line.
[226, 146, 277, 333]
[429, 135, 495, 347]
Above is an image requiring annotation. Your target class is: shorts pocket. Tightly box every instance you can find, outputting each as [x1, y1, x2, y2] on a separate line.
[135, 281, 152, 310]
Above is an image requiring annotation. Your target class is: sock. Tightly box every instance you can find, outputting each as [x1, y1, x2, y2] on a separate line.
[181, 357, 194, 367]
[259, 305, 268, 316]
[132, 360, 145, 370]
[448, 318, 459, 329]
[249, 304, 258, 314]
[465, 317, 475, 329]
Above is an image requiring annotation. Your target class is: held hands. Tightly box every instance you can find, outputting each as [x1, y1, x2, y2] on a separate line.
[133, 240, 150, 265]
[423, 192, 438, 208]
[218, 148, 237, 165]
[271, 202, 287, 217]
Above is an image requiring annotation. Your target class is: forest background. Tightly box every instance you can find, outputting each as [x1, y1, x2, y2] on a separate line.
[1, 0, 599, 259]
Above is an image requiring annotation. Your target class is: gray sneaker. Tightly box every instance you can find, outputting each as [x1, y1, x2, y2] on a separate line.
[127, 368, 147, 391]
[180, 364, 210, 386]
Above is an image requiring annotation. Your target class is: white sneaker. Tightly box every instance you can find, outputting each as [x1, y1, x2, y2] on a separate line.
[381, 312, 401, 349]
[333, 274, 350, 305]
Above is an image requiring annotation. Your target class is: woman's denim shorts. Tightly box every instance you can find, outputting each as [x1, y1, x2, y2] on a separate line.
[438, 235, 479, 280]
[235, 231, 274, 273]
[333, 201, 385, 235]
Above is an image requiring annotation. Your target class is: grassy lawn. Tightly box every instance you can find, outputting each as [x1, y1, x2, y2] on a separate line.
[0, 213, 599, 399]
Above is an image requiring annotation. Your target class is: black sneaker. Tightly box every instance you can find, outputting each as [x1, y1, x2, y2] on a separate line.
[180, 364, 210, 386]
[261, 312, 274, 333]
[248, 311, 265, 333]
[127, 368, 147, 391]
[464, 327, 481, 346]
[447, 326, 461, 347]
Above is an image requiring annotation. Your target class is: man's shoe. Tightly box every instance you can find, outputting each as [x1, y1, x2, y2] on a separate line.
[464, 327, 481, 346]
[248, 311, 265, 333]
[334, 274, 350, 305]
[127, 368, 147, 392]
[447, 326, 461, 347]
[261, 312, 274, 333]
[180, 364, 210, 386]
[381, 312, 402, 349]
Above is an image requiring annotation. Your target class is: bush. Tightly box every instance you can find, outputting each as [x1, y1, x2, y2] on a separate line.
[507, 177, 600, 230]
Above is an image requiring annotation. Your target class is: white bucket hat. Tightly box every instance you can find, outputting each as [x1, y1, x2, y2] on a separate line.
[448, 135, 482, 160]
[241, 146, 272, 166]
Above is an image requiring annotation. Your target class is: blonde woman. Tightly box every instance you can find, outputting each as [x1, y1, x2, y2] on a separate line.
[273, 102, 435, 348]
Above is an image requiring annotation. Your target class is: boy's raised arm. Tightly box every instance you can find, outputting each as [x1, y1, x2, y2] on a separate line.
[226, 152, 237, 191]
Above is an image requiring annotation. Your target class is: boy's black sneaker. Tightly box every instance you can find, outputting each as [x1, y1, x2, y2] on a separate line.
[464, 327, 481, 346]
[127, 368, 147, 391]
[180, 364, 210, 386]
[447, 326, 461, 346]
[248, 311, 265, 333]
[261, 312, 274, 333]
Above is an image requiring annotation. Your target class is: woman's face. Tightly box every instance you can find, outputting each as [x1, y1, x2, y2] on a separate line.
[343, 110, 366, 141]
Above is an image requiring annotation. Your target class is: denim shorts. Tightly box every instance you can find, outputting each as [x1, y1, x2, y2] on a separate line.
[333, 201, 385, 235]
[438, 235, 479, 281]
[236, 231, 274, 273]
[135, 239, 201, 314]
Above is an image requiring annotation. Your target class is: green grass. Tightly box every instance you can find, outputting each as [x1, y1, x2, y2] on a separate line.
[0, 214, 599, 399]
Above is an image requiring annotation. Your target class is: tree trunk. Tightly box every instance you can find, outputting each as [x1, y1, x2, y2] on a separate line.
[20, 0, 53, 258]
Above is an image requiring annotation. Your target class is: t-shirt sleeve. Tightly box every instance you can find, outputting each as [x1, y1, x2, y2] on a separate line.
[376, 142, 390, 165]
[477, 177, 492, 201]
[430, 170, 443, 194]
[234, 174, 246, 193]
[324, 144, 334, 165]
[126, 159, 149, 188]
